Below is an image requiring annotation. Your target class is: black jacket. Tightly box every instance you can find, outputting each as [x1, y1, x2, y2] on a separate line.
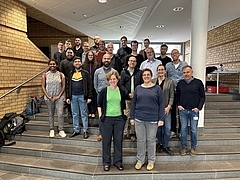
[98, 87, 126, 122]
[120, 68, 143, 100]
[66, 68, 93, 100]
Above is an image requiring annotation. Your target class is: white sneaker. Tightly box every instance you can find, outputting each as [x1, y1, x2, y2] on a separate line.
[59, 130, 66, 138]
[49, 130, 54, 138]
[170, 131, 177, 138]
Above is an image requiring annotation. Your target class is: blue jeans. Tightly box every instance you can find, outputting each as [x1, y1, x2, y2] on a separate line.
[156, 111, 171, 148]
[135, 120, 158, 164]
[179, 109, 199, 148]
[71, 94, 88, 133]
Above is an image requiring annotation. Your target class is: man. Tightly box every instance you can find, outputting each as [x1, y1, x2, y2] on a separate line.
[139, 47, 162, 79]
[96, 40, 107, 66]
[166, 49, 188, 138]
[90, 35, 101, 53]
[66, 56, 93, 139]
[117, 36, 132, 68]
[176, 65, 205, 156]
[139, 38, 150, 60]
[94, 53, 117, 141]
[73, 37, 83, 57]
[125, 40, 144, 69]
[61, 39, 72, 60]
[53, 41, 64, 65]
[81, 42, 90, 64]
[60, 48, 75, 121]
[156, 44, 172, 67]
[106, 42, 122, 74]
[120, 55, 143, 141]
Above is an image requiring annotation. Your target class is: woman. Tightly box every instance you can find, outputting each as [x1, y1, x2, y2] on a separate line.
[98, 71, 127, 171]
[42, 59, 66, 138]
[152, 64, 175, 155]
[130, 68, 164, 171]
[83, 51, 98, 118]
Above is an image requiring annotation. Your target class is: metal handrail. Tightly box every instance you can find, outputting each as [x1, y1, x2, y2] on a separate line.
[0, 67, 49, 99]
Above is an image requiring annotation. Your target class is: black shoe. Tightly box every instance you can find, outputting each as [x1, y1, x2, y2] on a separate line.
[103, 165, 110, 171]
[69, 131, 80, 138]
[114, 164, 124, 171]
[83, 132, 89, 139]
[156, 143, 163, 153]
[163, 147, 174, 156]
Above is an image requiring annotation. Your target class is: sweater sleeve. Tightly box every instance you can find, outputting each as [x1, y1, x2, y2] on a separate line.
[130, 86, 138, 119]
[158, 87, 165, 121]
[197, 80, 205, 110]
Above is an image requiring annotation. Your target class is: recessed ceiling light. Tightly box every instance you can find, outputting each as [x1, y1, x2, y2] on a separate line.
[98, 0, 107, 3]
[83, 14, 88, 18]
[173, 7, 184, 12]
[156, 25, 164, 28]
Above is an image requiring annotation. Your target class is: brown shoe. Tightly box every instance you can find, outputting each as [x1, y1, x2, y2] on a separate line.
[97, 134, 102, 141]
[122, 134, 127, 140]
[130, 135, 136, 142]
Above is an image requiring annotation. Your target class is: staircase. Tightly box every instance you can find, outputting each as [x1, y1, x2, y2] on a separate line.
[1, 93, 240, 180]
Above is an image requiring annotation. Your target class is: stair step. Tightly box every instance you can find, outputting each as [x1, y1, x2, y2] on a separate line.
[1, 153, 240, 180]
[204, 123, 240, 134]
[2, 141, 240, 164]
[13, 130, 240, 147]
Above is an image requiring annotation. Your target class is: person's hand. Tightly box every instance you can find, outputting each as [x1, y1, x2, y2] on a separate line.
[129, 93, 134, 99]
[66, 99, 70, 104]
[87, 99, 92, 104]
[192, 107, 199, 112]
[158, 120, 164, 126]
[165, 106, 170, 115]
[130, 119, 135, 125]
[178, 105, 184, 110]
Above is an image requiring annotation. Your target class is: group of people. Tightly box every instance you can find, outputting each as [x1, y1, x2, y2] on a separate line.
[41, 35, 205, 172]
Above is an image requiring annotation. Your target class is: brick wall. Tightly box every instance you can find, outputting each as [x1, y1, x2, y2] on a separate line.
[185, 17, 240, 91]
[0, 0, 49, 117]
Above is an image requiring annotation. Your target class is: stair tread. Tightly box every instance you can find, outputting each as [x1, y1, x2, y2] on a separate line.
[4, 140, 240, 156]
[1, 153, 240, 175]
[204, 122, 240, 128]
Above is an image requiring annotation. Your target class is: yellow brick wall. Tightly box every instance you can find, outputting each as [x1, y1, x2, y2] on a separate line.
[0, 0, 49, 117]
[185, 17, 240, 91]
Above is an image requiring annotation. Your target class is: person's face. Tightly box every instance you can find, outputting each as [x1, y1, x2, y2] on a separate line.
[108, 74, 118, 87]
[88, 52, 94, 61]
[142, 70, 152, 83]
[49, 60, 57, 71]
[146, 49, 155, 60]
[65, 41, 72, 49]
[99, 42, 105, 51]
[131, 43, 138, 51]
[160, 46, 168, 55]
[144, 40, 150, 48]
[171, 49, 180, 61]
[128, 57, 137, 69]
[94, 37, 100, 44]
[107, 44, 114, 54]
[58, 43, 64, 50]
[102, 54, 111, 67]
[75, 38, 81, 46]
[66, 49, 74, 59]
[182, 67, 193, 81]
[157, 65, 166, 77]
[121, 38, 127, 46]
[83, 43, 90, 52]
[73, 59, 82, 69]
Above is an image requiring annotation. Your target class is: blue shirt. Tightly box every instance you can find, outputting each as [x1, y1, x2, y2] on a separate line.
[165, 61, 188, 87]
[140, 59, 162, 79]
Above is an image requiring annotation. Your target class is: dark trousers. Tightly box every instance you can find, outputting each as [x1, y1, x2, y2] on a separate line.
[87, 89, 97, 114]
[100, 116, 125, 166]
[171, 92, 180, 133]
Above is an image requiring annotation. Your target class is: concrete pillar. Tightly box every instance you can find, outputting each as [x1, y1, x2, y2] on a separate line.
[190, 0, 209, 135]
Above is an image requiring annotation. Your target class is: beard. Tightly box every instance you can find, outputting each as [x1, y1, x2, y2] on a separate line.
[103, 61, 110, 68]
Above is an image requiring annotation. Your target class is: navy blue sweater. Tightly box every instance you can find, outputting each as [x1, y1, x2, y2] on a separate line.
[130, 84, 164, 122]
[176, 78, 205, 110]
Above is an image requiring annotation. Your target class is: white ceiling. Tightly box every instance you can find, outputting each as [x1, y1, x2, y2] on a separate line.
[20, 0, 240, 42]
